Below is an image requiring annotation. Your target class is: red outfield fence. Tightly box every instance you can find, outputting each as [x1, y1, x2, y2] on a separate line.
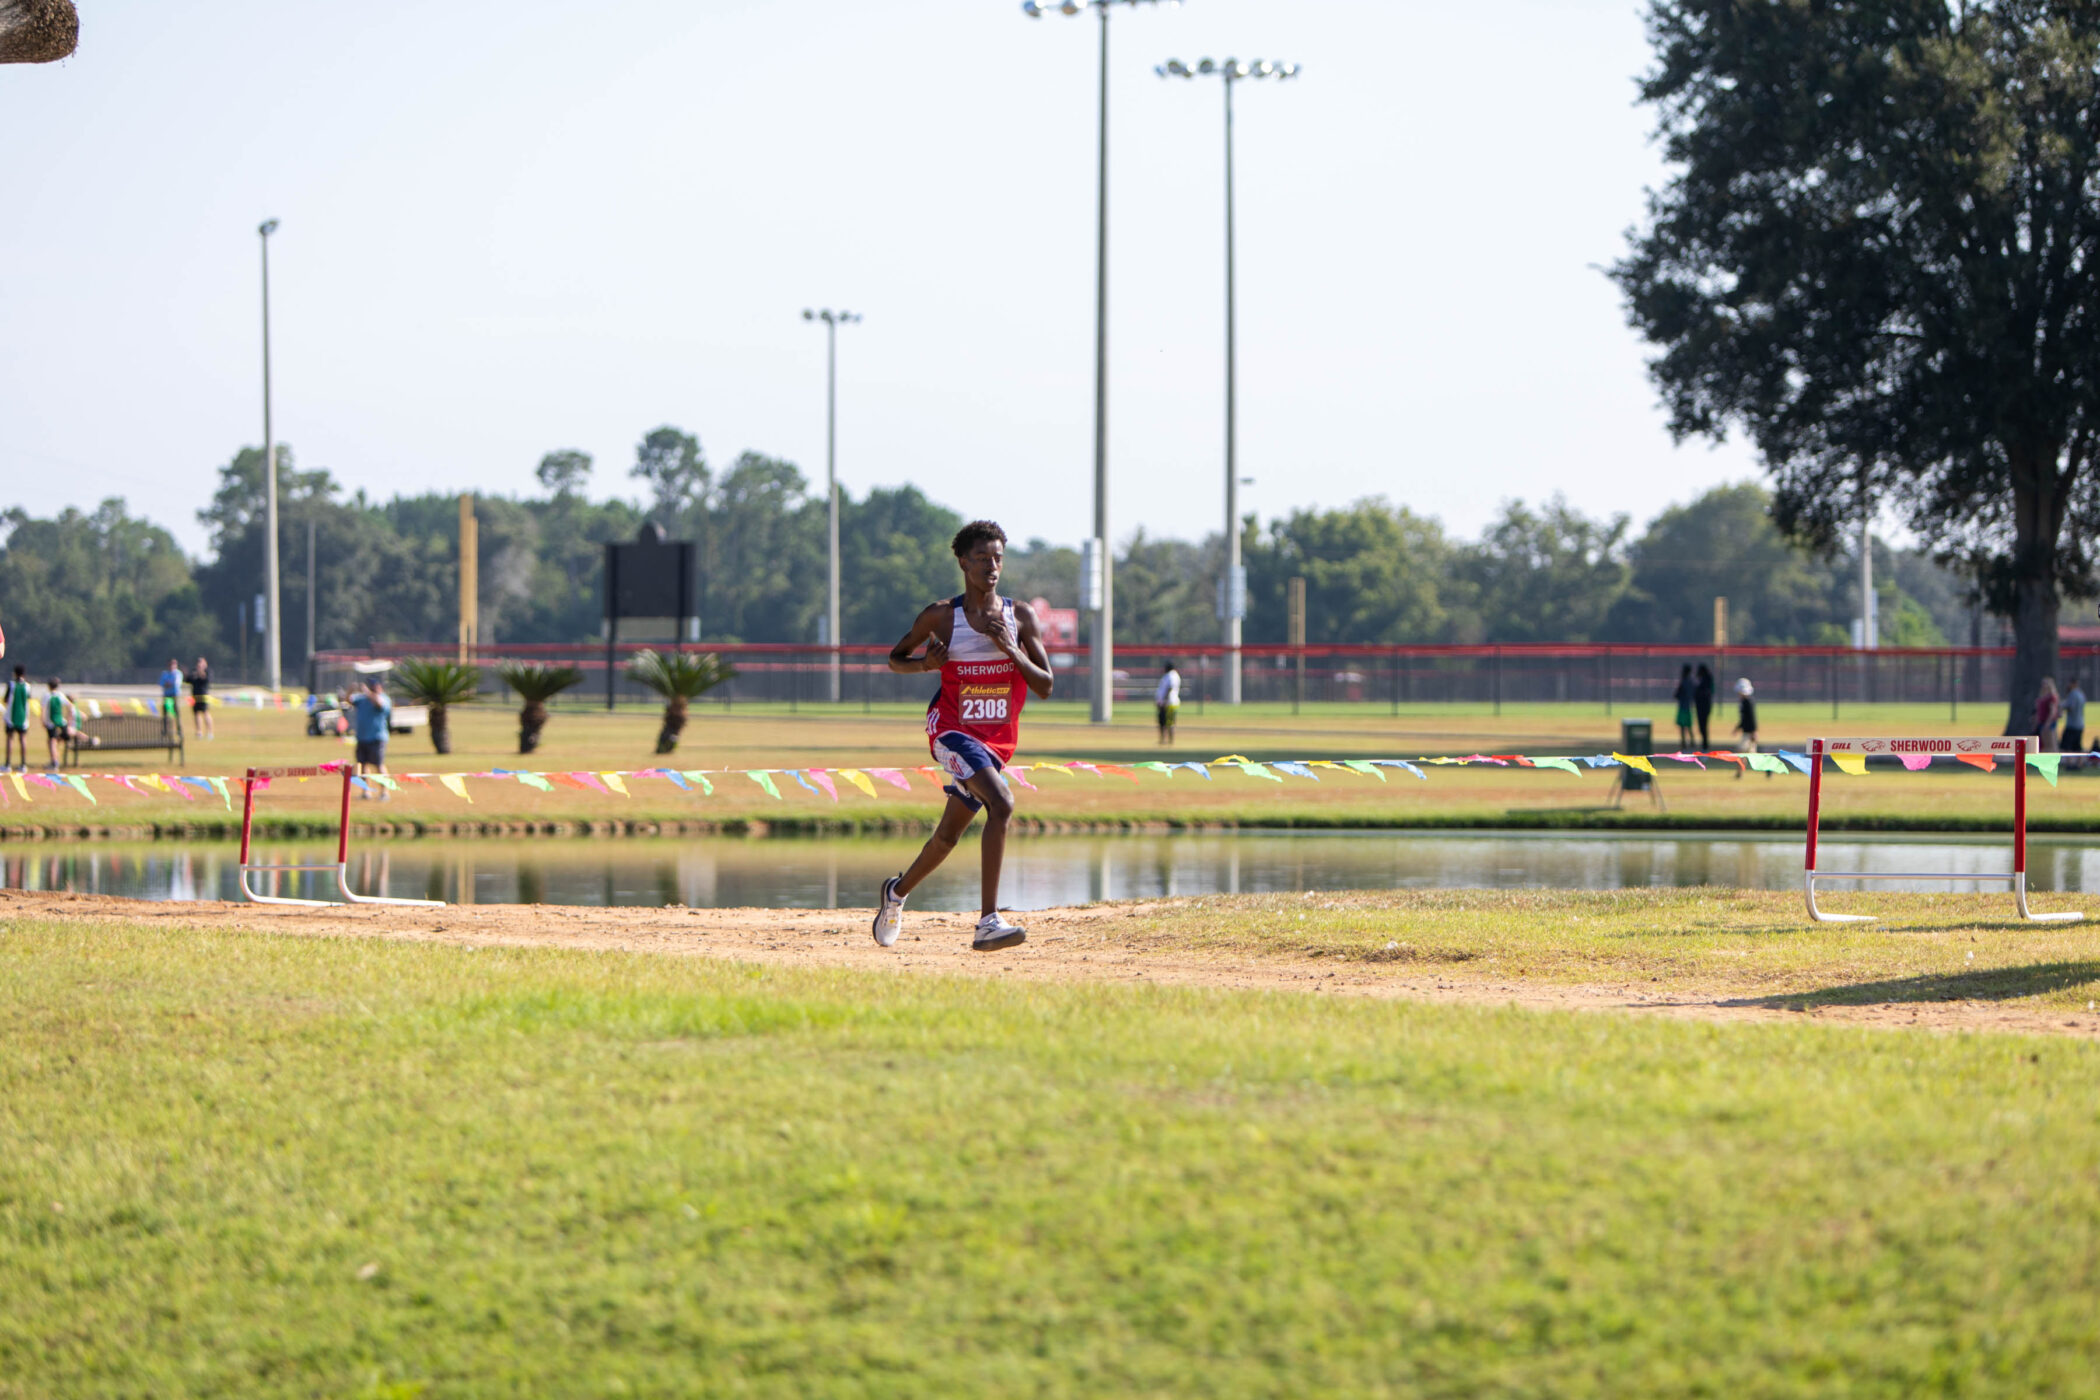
[319, 641, 2100, 715]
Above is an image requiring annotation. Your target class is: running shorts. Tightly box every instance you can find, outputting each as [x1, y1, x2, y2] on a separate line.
[931, 730, 1005, 811]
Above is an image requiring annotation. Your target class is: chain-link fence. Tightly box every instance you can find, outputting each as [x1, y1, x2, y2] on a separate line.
[315, 641, 2099, 717]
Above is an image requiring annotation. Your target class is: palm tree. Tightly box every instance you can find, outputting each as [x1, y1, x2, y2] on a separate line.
[392, 660, 482, 755]
[496, 663, 583, 755]
[627, 650, 736, 754]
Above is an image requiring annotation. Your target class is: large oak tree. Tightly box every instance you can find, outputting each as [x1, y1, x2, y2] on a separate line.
[1615, 0, 2100, 732]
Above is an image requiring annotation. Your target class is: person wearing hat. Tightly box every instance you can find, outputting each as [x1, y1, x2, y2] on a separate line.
[1732, 677, 1763, 777]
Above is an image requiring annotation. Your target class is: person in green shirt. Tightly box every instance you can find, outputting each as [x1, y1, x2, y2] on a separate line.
[42, 678, 88, 770]
[4, 665, 30, 773]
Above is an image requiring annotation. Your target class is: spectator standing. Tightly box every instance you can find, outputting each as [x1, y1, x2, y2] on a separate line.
[157, 658, 184, 736]
[349, 675, 392, 798]
[1732, 677, 1765, 779]
[2063, 678, 2088, 771]
[186, 657, 214, 740]
[1154, 662, 1181, 746]
[3, 665, 30, 772]
[1672, 664, 1696, 750]
[42, 678, 90, 770]
[1693, 664, 1717, 749]
[2034, 676, 2062, 751]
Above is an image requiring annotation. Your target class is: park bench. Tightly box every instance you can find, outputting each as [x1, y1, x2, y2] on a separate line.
[65, 712, 184, 768]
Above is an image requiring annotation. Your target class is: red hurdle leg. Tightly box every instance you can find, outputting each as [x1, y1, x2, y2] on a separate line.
[2014, 736, 2027, 879]
[1804, 738, 1825, 873]
[337, 765, 353, 867]
[238, 772, 256, 868]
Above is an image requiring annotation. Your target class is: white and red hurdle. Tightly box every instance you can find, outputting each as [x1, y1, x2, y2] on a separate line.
[1803, 736, 2081, 924]
[237, 762, 445, 907]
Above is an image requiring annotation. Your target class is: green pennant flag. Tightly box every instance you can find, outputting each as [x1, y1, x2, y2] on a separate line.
[681, 770, 716, 795]
[1529, 757, 1582, 775]
[1747, 753, 1789, 775]
[2027, 752, 2062, 787]
[747, 771, 781, 800]
[1235, 761, 1284, 783]
[64, 774, 95, 805]
[1342, 760, 1386, 781]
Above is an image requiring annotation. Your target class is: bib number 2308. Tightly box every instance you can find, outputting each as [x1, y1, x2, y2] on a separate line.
[960, 696, 1009, 722]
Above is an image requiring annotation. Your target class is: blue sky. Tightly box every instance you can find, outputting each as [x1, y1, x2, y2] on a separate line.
[0, 0, 1760, 556]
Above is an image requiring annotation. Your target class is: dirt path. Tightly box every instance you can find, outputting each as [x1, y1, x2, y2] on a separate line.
[7, 889, 2097, 1040]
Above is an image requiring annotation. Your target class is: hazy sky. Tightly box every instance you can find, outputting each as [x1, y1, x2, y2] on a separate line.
[1, 0, 1762, 557]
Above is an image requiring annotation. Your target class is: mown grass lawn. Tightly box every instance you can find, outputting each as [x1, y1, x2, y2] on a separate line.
[5, 919, 2099, 1396]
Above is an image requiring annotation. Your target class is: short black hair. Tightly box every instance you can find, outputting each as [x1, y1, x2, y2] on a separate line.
[10, 665, 22, 677]
[952, 520, 1007, 558]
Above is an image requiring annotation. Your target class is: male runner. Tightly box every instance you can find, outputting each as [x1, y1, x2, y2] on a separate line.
[874, 520, 1054, 951]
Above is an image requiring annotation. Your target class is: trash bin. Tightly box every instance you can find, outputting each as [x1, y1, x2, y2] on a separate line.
[1619, 718, 1653, 791]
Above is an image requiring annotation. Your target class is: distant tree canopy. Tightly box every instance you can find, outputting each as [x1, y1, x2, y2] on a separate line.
[1614, 0, 2100, 733]
[0, 426, 1976, 682]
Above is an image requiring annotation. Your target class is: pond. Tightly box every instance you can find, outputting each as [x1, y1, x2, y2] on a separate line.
[6, 829, 2096, 910]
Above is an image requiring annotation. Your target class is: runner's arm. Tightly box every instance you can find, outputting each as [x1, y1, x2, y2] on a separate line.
[1002, 602, 1056, 698]
[887, 602, 951, 675]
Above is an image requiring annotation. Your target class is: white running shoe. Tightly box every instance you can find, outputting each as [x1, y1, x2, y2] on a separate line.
[872, 874, 906, 947]
[971, 912, 1026, 952]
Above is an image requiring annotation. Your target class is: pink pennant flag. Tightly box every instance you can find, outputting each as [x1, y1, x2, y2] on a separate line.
[1007, 768, 1037, 791]
[807, 769, 838, 802]
[867, 767, 911, 791]
[1068, 762, 1101, 776]
[568, 771, 610, 794]
[1898, 754, 1934, 771]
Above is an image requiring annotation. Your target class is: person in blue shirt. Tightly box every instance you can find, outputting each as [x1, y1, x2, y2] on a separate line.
[349, 675, 393, 798]
[157, 658, 183, 736]
[2063, 678, 2087, 769]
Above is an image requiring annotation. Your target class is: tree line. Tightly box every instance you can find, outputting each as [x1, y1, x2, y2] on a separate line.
[0, 427, 1990, 683]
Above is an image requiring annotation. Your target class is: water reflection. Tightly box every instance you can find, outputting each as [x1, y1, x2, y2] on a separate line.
[4, 831, 2096, 911]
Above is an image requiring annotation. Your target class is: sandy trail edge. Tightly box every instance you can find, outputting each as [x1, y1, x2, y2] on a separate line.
[6, 889, 2097, 1041]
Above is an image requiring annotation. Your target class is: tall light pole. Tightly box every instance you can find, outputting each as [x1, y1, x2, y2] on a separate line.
[1158, 57, 1299, 705]
[1024, 0, 1182, 724]
[258, 218, 282, 694]
[804, 308, 860, 703]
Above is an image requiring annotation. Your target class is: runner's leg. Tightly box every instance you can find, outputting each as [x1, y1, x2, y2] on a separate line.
[962, 767, 1015, 916]
[893, 794, 977, 898]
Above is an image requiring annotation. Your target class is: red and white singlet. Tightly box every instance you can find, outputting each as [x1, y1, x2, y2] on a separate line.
[925, 595, 1029, 763]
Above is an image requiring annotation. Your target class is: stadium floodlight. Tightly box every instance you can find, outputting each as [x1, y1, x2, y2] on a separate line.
[1020, 0, 1185, 725]
[1155, 55, 1302, 707]
[803, 309, 861, 704]
[258, 217, 283, 693]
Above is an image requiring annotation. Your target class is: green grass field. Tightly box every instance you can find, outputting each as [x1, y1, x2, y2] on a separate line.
[5, 911, 2099, 1396]
[14, 699, 2100, 837]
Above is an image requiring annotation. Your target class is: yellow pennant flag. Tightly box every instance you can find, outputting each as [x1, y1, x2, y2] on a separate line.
[599, 772, 630, 796]
[837, 768, 879, 799]
[9, 772, 29, 802]
[1829, 752, 1868, 776]
[438, 773, 472, 803]
[1613, 753, 1658, 776]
